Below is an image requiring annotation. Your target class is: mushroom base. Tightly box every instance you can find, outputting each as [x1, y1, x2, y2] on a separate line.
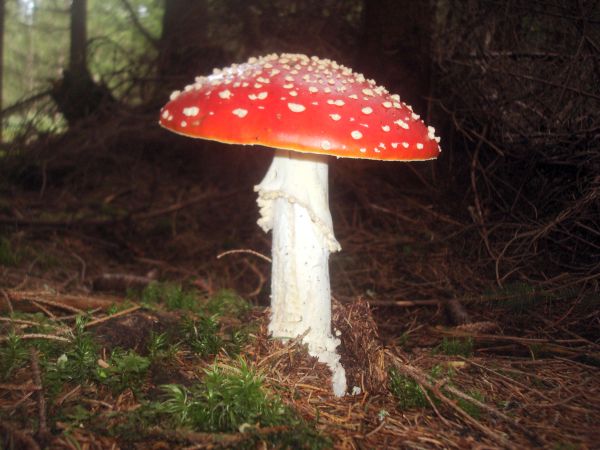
[255, 150, 347, 397]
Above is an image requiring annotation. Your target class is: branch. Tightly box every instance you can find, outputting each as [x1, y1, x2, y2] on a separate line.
[1, 290, 121, 313]
[394, 361, 514, 447]
[118, 0, 158, 48]
[0, 90, 53, 117]
[386, 354, 543, 448]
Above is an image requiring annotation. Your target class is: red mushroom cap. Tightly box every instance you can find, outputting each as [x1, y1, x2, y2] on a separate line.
[159, 53, 441, 161]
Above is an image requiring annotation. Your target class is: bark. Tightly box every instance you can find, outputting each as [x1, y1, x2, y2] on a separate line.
[69, 0, 87, 74]
[0, 0, 4, 142]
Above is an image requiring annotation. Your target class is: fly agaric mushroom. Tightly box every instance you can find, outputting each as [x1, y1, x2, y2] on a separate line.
[159, 53, 441, 396]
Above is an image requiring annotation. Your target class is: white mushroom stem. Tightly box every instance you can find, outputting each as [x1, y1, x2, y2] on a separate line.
[254, 149, 347, 396]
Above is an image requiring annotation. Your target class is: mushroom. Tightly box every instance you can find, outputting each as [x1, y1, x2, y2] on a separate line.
[159, 53, 441, 396]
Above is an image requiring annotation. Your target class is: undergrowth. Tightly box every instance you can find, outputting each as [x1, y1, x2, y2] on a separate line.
[156, 360, 301, 431]
[388, 365, 445, 409]
[96, 348, 151, 392]
[485, 282, 580, 315]
[147, 331, 180, 363]
[181, 315, 223, 357]
[112, 359, 330, 449]
[434, 337, 474, 357]
[141, 281, 200, 311]
[0, 286, 330, 448]
[388, 365, 484, 418]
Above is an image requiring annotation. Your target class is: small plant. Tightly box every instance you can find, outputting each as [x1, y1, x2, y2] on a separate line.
[156, 384, 194, 427]
[486, 282, 560, 315]
[198, 360, 286, 431]
[0, 332, 29, 380]
[141, 282, 199, 311]
[155, 359, 294, 432]
[42, 316, 98, 394]
[457, 390, 485, 418]
[116, 360, 330, 448]
[429, 364, 446, 378]
[182, 315, 223, 357]
[147, 331, 168, 358]
[60, 316, 98, 383]
[106, 300, 136, 315]
[97, 348, 150, 392]
[388, 367, 429, 409]
[0, 237, 19, 266]
[59, 404, 94, 428]
[227, 326, 253, 355]
[206, 289, 250, 317]
[147, 332, 167, 357]
[435, 337, 474, 357]
[389, 365, 450, 410]
[147, 331, 179, 363]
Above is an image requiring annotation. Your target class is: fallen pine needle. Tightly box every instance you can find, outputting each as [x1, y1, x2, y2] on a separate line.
[0, 333, 70, 343]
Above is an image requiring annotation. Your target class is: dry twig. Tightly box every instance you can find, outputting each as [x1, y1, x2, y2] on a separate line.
[84, 305, 141, 328]
[387, 354, 518, 448]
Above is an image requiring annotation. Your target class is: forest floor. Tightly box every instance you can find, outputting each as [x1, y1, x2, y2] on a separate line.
[0, 116, 598, 449]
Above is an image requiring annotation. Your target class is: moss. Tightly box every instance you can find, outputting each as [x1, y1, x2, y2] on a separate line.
[44, 316, 98, 393]
[457, 390, 485, 418]
[434, 337, 474, 357]
[141, 281, 200, 311]
[96, 348, 151, 392]
[117, 359, 330, 448]
[181, 315, 223, 358]
[388, 367, 429, 409]
[168, 359, 328, 446]
[0, 332, 29, 380]
[206, 289, 251, 317]
[0, 288, 327, 449]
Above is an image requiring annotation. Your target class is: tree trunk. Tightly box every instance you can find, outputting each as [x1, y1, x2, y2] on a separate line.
[69, 0, 87, 74]
[0, 0, 4, 142]
[51, 0, 115, 125]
